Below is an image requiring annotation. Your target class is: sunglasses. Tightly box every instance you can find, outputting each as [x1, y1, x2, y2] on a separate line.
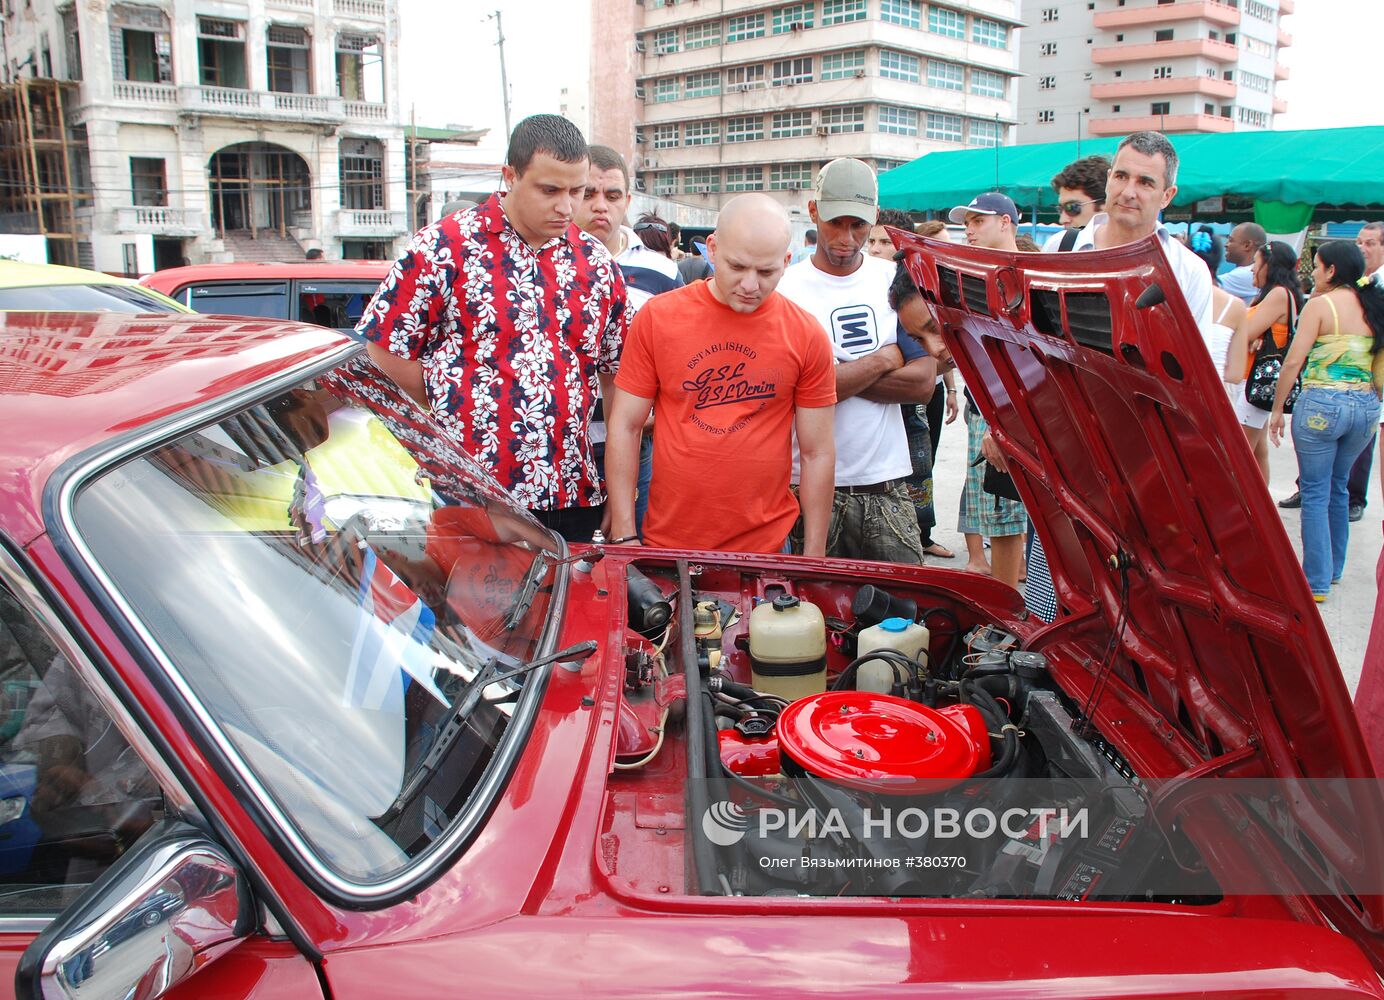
[633, 221, 669, 234]
[1058, 198, 1100, 216]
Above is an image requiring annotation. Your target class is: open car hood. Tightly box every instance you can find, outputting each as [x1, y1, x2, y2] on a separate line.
[897, 231, 1384, 947]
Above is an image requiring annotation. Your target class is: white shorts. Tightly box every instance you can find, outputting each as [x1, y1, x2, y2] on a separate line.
[1234, 387, 1270, 429]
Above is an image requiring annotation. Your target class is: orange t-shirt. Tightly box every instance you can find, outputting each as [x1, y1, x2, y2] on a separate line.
[615, 280, 836, 553]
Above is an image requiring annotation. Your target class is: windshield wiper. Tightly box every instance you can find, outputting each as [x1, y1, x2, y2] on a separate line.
[377, 640, 597, 825]
[503, 552, 550, 631]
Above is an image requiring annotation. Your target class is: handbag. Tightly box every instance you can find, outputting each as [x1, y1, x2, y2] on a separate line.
[1246, 295, 1300, 412]
[982, 461, 1022, 502]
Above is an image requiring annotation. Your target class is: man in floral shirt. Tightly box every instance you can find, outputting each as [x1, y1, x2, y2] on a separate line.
[358, 114, 630, 542]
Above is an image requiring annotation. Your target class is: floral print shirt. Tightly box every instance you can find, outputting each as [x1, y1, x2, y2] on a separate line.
[357, 195, 629, 510]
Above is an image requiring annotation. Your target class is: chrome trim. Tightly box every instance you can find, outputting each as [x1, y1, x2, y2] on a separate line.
[0, 548, 197, 819]
[53, 344, 568, 901]
[0, 917, 51, 934]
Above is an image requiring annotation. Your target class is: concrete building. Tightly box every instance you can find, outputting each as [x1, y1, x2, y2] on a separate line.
[1017, 0, 1292, 142]
[590, 0, 1021, 213]
[0, 0, 408, 272]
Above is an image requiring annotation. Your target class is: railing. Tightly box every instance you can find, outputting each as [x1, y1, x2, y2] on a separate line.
[273, 93, 334, 114]
[269, 0, 316, 8]
[334, 0, 387, 18]
[116, 206, 202, 233]
[112, 81, 178, 105]
[343, 100, 388, 120]
[180, 86, 350, 121]
[190, 85, 260, 110]
[337, 209, 407, 235]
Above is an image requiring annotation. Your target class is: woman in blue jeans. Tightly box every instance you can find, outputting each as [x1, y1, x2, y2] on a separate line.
[1268, 242, 1384, 600]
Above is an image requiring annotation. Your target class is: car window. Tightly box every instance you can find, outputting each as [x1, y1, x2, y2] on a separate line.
[187, 282, 290, 319]
[0, 283, 183, 314]
[0, 579, 164, 916]
[297, 282, 380, 336]
[71, 356, 561, 887]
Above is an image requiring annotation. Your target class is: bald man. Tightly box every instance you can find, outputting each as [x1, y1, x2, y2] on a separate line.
[1221, 222, 1266, 304]
[605, 194, 837, 555]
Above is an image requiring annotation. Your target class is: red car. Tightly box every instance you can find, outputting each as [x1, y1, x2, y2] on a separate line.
[0, 231, 1379, 1000]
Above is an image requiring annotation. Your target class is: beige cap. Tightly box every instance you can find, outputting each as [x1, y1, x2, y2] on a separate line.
[813, 158, 878, 225]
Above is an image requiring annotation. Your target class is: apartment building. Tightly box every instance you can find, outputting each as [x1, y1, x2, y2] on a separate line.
[0, 0, 407, 272]
[1017, 0, 1291, 141]
[590, 0, 1021, 212]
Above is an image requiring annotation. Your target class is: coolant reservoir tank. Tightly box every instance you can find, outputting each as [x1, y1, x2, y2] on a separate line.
[748, 594, 826, 701]
[856, 617, 930, 694]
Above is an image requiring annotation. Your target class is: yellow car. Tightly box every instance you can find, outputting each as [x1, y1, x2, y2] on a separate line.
[0, 260, 189, 313]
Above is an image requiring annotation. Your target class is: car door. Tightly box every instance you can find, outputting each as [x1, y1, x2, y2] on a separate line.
[0, 551, 323, 999]
[293, 280, 381, 340]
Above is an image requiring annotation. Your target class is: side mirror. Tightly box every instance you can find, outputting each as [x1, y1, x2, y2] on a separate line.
[16, 821, 253, 1000]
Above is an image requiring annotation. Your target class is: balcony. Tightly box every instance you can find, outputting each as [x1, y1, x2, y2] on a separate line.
[1093, 1, 1240, 30]
[1092, 38, 1240, 64]
[111, 81, 178, 105]
[1273, 97, 1288, 114]
[1277, 27, 1293, 46]
[1087, 112, 1234, 136]
[337, 209, 408, 237]
[268, 0, 316, 9]
[1275, 62, 1290, 80]
[333, 0, 387, 19]
[1278, 0, 1294, 12]
[1090, 75, 1235, 100]
[168, 87, 391, 124]
[343, 100, 388, 121]
[116, 206, 204, 236]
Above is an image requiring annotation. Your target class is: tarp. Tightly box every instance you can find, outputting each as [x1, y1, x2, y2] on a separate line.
[878, 126, 1384, 221]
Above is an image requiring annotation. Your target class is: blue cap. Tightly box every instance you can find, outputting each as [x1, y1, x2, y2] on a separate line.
[948, 192, 1019, 225]
[880, 617, 910, 632]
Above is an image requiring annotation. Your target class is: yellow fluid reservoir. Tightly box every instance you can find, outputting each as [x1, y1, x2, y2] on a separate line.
[856, 617, 930, 694]
[749, 594, 827, 701]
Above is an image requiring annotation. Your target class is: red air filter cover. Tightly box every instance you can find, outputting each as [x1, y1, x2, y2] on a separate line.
[777, 691, 989, 794]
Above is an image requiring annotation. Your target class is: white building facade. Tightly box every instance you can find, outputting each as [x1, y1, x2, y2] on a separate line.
[1016, 0, 1291, 143]
[3, 0, 408, 272]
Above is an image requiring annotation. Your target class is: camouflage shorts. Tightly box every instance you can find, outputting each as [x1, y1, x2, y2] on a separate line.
[825, 482, 925, 564]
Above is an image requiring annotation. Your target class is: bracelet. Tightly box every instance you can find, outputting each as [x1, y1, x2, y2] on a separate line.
[944, 387, 956, 393]
[607, 534, 640, 544]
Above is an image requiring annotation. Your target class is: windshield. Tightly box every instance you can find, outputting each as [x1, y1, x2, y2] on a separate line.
[71, 354, 562, 884]
[0, 283, 183, 314]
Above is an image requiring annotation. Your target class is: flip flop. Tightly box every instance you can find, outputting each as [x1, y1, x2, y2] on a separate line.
[923, 542, 956, 559]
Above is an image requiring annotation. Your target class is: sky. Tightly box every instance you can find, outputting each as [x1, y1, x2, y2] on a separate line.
[397, 0, 1383, 142]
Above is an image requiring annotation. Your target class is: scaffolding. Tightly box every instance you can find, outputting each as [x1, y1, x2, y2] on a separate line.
[0, 78, 87, 267]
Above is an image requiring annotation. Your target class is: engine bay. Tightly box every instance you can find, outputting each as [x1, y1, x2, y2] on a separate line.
[597, 558, 1221, 905]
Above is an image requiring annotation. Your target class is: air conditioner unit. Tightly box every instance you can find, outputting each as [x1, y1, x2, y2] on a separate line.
[635, 38, 646, 52]
[635, 83, 646, 99]
[854, 69, 866, 78]
[729, 83, 747, 92]
[790, 21, 803, 31]
[644, 156, 659, 168]
[689, 185, 713, 193]
[635, 129, 648, 144]
[815, 126, 829, 136]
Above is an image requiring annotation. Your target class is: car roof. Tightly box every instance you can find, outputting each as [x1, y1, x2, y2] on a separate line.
[140, 260, 393, 294]
[0, 311, 351, 546]
[0, 259, 150, 289]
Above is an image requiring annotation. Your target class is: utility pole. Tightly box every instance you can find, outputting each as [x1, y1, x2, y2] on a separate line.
[487, 10, 512, 138]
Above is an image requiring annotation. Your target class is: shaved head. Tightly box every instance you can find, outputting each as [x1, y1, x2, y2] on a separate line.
[1226, 222, 1267, 265]
[707, 194, 794, 313]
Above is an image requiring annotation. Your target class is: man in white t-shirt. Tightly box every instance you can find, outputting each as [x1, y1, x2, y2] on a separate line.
[1220, 223, 1266, 304]
[779, 158, 934, 563]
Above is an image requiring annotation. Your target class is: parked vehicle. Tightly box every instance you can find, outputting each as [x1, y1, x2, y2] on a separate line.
[0, 261, 186, 314]
[140, 261, 391, 336]
[0, 233, 1381, 1000]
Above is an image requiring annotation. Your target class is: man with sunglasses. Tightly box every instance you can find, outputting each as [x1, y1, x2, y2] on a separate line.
[1041, 155, 1109, 252]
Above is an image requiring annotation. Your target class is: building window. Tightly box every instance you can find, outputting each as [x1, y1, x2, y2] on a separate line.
[336, 34, 383, 103]
[821, 50, 865, 80]
[1150, 101, 1170, 115]
[927, 59, 963, 91]
[772, 3, 814, 34]
[770, 163, 812, 190]
[822, 0, 867, 25]
[1237, 106, 1269, 126]
[266, 24, 310, 94]
[685, 70, 720, 97]
[340, 138, 384, 210]
[879, 105, 918, 135]
[684, 119, 719, 145]
[1154, 28, 1174, 41]
[928, 6, 965, 38]
[653, 28, 679, 53]
[880, 0, 921, 28]
[771, 57, 813, 86]
[684, 21, 721, 49]
[968, 118, 1001, 147]
[652, 172, 677, 195]
[877, 158, 905, 173]
[727, 13, 766, 41]
[1041, 7, 1059, 20]
[1153, 65, 1172, 79]
[197, 17, 246, 88]
[653, 123, 679, 148]
[62, 7, 82, 80]
[130, 157, 166, 206]
[653, 76, 680, 102]
[821, 104, 865, 133]
[1038, 75, 1056, 90]
[1244, 36, 1272, 57]
[925, 112, 963, 142]
[1037, 109, 1055, 124]
[1244, 0, 1274, 20]
[1039, 41, 1057, 56]
[771, 110, 813, 137]
[726, 115, 764, 142]
[726, 64, 765, 90]
[970, 68, 1006, 98]
[111, 6, 172, 84]
[880, 49, 920, 83]
[1240, 70, 1271, 93]
[725, 166, 763, 192]
[972, 19, 1008, 49]
[685, 168, 720, 194]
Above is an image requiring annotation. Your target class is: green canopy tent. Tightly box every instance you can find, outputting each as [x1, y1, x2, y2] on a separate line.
[877, 125, 1384, 230]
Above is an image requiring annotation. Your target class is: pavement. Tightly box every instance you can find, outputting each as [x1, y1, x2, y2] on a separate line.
[925, 400, 1379, 695]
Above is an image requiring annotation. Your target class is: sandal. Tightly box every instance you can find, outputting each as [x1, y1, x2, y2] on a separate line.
[923, 542, 956, 559]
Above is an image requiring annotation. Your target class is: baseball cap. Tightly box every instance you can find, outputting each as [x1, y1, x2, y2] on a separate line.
[948, 192, 1019, 225]
[813, 158, 878, 225]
